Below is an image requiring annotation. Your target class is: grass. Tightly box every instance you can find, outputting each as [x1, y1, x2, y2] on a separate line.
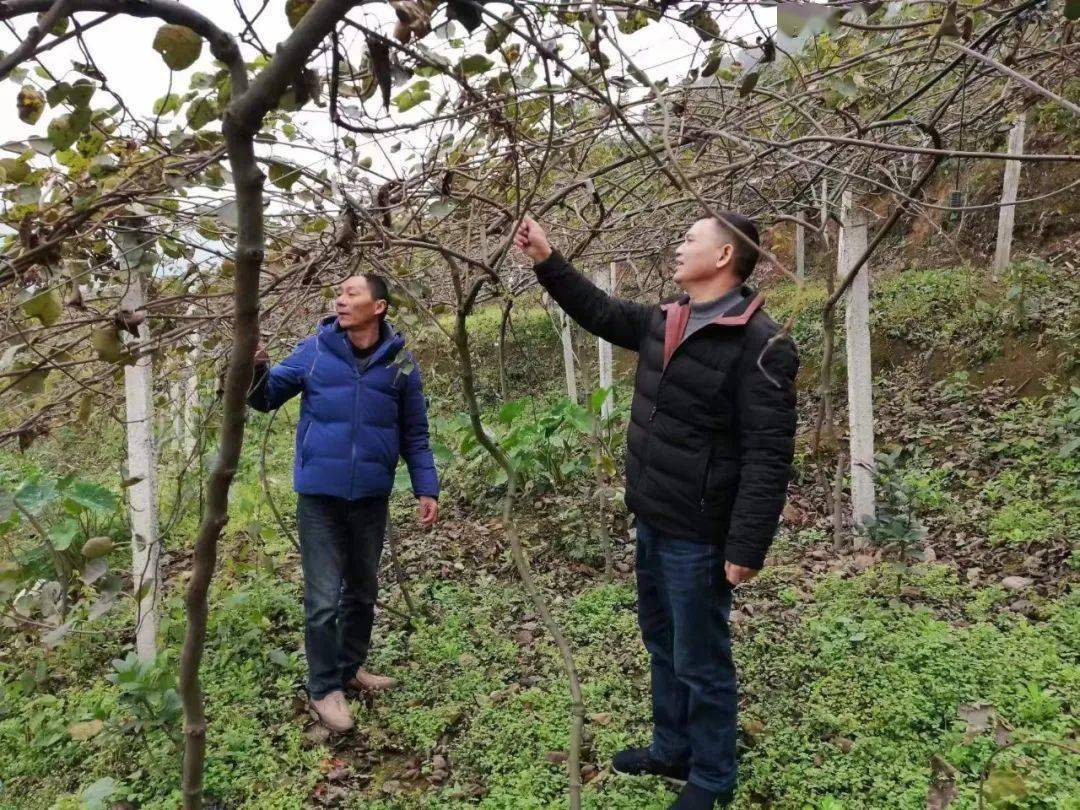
[11, 555, 1072, 809]
[2, 258, 1079, 807]
[738, 568, 1080, 808]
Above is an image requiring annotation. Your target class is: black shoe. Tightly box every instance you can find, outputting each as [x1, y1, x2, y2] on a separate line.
[611, 747, 690, 783]
[669, 781, 734, 809]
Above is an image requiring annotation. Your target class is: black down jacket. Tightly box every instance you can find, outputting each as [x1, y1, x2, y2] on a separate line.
[535, 251, 799, 569]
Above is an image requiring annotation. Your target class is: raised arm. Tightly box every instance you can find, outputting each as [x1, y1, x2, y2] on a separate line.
[247, 338, 312, 412]
[515, 216, 653, 351]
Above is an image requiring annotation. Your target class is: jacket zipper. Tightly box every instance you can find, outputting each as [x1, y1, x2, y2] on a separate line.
[648, 324, 722, 424]
[700, 457, 711, 511]
[643, 324, 726, 508]
[346, 334, 360, 499]
[347, 336, 391, 498]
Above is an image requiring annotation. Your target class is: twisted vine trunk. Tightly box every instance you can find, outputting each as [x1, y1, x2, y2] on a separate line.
[178, 124, 262, 810]
[453, 279, 584, 809]
[170, 3, 360, 806]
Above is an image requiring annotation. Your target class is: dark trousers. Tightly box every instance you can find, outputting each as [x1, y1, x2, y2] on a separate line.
[636, 519, 738, 794]
[296, 494, 388, 700]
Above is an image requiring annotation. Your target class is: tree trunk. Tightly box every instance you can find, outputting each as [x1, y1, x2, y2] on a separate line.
[992, 113, 1026, 279]
[497, 298, 512, 401]
[386, 519, 423, 623]
[838, 191, 875, 529]
[171, 3, 360, 803]
[122, 273, 160, 663]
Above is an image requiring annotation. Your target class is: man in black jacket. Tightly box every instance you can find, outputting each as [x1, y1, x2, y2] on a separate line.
[515, 213, 798, 809]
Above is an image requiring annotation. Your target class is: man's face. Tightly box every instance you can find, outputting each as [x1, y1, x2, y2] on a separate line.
[673, 218, 735, 288]
[336, 276, 386, 329]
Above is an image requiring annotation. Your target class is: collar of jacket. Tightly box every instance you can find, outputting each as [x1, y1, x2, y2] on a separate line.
[317, 316, 405, 366]
[660, 286, 764, 369]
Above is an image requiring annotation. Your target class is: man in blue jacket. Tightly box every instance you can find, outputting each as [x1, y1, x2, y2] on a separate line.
[248, 273, 439, 733]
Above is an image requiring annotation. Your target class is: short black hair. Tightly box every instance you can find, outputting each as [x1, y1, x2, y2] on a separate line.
[361, 273, 390, 320]
[709, 211, 760, 281]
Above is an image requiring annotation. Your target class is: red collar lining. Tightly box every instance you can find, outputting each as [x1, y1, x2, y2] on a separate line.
[660, 294, 764, 369]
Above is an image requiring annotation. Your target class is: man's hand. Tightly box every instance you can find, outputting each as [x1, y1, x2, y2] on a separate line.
[418, 496, 439, 528]
[254, 342, 269, 365]
[514, 215, 553, 264]
[724, 561, 759, 587]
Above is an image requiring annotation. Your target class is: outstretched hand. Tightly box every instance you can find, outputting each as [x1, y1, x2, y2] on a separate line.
[514, 215, 553, 264]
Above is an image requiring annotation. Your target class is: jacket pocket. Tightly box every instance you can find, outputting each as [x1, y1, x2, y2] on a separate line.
[298, 421, 312, 468]
[700, 454, 739, 513]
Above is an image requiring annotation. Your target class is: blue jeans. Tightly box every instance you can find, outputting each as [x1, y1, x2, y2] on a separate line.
[636, 519, 738, 794]
[296, 494, 388, 699]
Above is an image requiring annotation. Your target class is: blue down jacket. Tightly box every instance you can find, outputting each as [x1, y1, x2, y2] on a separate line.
[248, 317, 439, 501]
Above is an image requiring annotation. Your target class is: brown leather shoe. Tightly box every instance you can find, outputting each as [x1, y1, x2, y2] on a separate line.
[345, 667, 398, 692]
[311, 690, 354, 733]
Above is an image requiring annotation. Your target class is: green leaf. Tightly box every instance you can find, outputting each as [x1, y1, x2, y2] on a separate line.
[0, 157, 30, 184]
[589, 387, 611, 415]
[152, 24, 203, 71]
[64, 481, 117, 514]
[268, 161, 302, 190]
[983, 768, 1027, 803]
[49, 518, 79, 551]
[67, 78, 95, 108]
[680, 5, 720, 41]
[498, 400, 526, 425]
[286, 0, 315, 28]
[485, 19, 512, 53]
[617, 9, 653, 35]
[565, 404, 593, 435]
[22, 287, 62, 326]
[739, 71, 760, 97]
[14, 479, 58, 514]
[393, 81, 431, 112]
[69, 104, 91, 133]
[17, 86, 45, 124]
[153, 93, 181, 115]
[80, 776, 117, 810]
[45, 81, 69, 107]
[459, 54, 495, 76]
[47, 114, 82, 150]
[186, 96, 218, 129]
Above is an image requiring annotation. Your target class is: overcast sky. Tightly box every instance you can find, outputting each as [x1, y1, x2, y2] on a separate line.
[2, 2, 775, 204]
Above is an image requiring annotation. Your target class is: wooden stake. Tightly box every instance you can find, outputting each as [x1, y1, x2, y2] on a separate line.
[122, 273, 160, 663]
[993, 113, 1026, 280]
[596, 264, 615, 419]
[839, 191, 876, 528]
